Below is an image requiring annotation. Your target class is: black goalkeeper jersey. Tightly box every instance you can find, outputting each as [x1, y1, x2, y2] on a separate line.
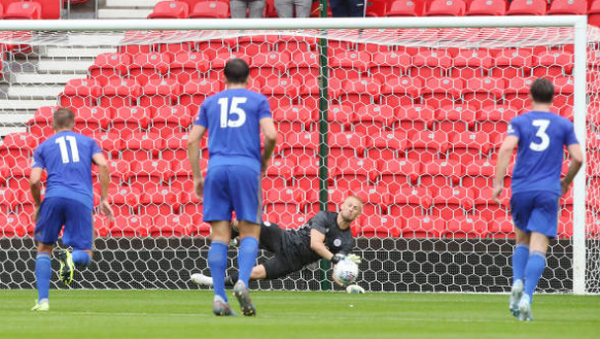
[280, 211, 355, 266]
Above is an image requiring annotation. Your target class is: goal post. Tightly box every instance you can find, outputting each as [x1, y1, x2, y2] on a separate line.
[0, 16, 596, 295]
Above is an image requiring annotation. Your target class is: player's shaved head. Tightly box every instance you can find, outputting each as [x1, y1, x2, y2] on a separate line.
[530, 78, 554, 104]
[53, 108, 75, 131]
[224, 58, 250, 85]
[346, 195, 364, 210]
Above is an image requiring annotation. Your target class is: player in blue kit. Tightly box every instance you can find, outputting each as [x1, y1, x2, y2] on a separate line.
[30, 108, 113, 311]
[187, 58, 278, 316]
[493, 78, 583, 321]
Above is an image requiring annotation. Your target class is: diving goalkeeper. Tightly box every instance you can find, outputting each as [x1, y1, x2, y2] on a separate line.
[191, 196, 364, 292]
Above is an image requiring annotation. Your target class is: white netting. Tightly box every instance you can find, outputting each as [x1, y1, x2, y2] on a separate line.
[0, 25, 598, 293]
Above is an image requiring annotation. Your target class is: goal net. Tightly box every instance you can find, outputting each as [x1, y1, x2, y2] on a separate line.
[0, 18, 598, 294]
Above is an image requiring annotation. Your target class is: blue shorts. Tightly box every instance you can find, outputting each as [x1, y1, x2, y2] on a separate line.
[510, 191, 560, 238]
[202, 165, 262, 224]
[34, 197, 93, 250]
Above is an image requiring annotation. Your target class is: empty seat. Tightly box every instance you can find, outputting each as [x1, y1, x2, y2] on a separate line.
[411, 49, 453, 79]
[292, 157, 319, 192]
[260, 78, 302, 109]
[179, 79, 221, 113]
[140, 184, 179, 217]
[74, 106, 112, 136]
[88, 53, 132, 85]
[27, 106, 56, 138]
[111, 215, 149, 237]
[533, 49, 574, 78]
[280, 131, 318, 162]
[378, 158, 420, 192]
[0, 133, 38, 167]
[106, 186, 142, 216]
[152, 106, 191, 138]
[338, 77, 381, 109]
[330, 50, 371, 80]
[140, 77, 181, 108]
[352, 105, 395, 135]
[393, 104, 434, 134]
[250, 51, 291, 82]
[327, 104, 354, 133]
[488, 215, 515, 239]
[91, 132, 124, 160]
[387, 0, 423, 16]
[59, 78, 102, 108]
[151, 214, 193, 237]
[426, 0, 466, 16]
[172, 158, 208, 193]
[365, 131, 407, 161]
[263, 158, 293, 190]
[264, 188, 303, 225]
[422, 77, 464, 109]
[476, 105, 518, 139]
[328, 132, 366, 166]
[419, 160, 463, 195]
[389, 186, 432, 219]
[170, 52, 210, 84]
[401, 215, 444, 238]
[0, 213, 30, 237]
[506, 0, 547, 15]
[504, 77, 536, 110]
[547, 0, 586, 15]
[444, 215, 488, 238]
[434, 104, 477, 133]
[272, 105, 314, 133]
[463, 77, 505, 110]
[36, 0, 62, 19]
[332, 158, 377, 190]
[369, 51, 413, 82]
[99, 78, 141, 108]
[289, 51, 319, 84]
[128, 53, 172, 86]
[431, 186, 474, 220]
[120, 133, 165, 162]
[473, 185, 510, 220]
[147, 1, 189, 19]
[461, 158, 496, 190]
[2, 1, 41, 19]
[491, 48, 534, 78]
[365, 0, 388, 17]
[111, 106, 152, 137]
[466, 0, 507, 16]
[406, 130, 449, 162]
[189, 1, 229, 18]
[130, 159, 173, 191]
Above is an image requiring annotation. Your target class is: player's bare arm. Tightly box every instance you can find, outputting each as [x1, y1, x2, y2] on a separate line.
[187, 124, 207, 200]
[92, 152, 114, 221]
[493, 135, 519, 204]
[260, 117, 277, 175]
[561, 143, 583, 196]
[29, 167, 44, 222]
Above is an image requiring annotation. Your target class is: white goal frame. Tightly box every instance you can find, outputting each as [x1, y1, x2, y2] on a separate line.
[0, 16, 589, 294]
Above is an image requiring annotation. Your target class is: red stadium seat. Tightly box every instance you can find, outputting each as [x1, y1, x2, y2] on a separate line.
[461, 158, 495, 190]
[533, 49, 574, 79]
[329, 50, 371, 80]
[393, 104, 434, 134]
[450, 49, 495, 79]
[59, 78, 102, 108]
[327, 104, 354, 133]
[111, 106, 152, 138]
[91, 132, 123, 160]
[476, 105, 518, 140]
[264, 188, 303, 226]
[378, 158, 420, 192]
[272, 105, 314, 133]
[473, 185, 510, 220]
[0, 133, 38, 167]
[179, 78, 221, 113]
[426, 0, 466, 16]
[140, 184, 180, 217]
[292, 157, 319, 193]
[35, 0, 62, 19]
[352, 105, 395, 135]
[111, 215, 149, 237]
[422, 77, 464, 109]
[590, 1, 600, 28]
[356, 215, 401, 237]
[277, 35, 317, 53]
[99, 78, 141, 108]
[151, 214, 193, 237]
[289, 51, 319, 84]
[419, 160, 463, 196]
[234, 35, 279, 56]
[491, 48, 534, 78]
[160, 134, 196, 168]
[504, 77, 536, 110]
[171, 158, 207, 192]
[463, 77, 505, 110]
[2, 1, 41, 19]
[547, 0, 586, 14]
[27, 106, 56, 138]
[328, 132, 366, 166]
[552, 76, 574, 113]
[365, 0, 388, 17]
[365, 131, 407, 161]
[434, 104, 477, 133]
[140, 77, 181, 108]
[488, 215, 515, 239]
[152, 106, 191, 138]
[411, 49, 453, 79]
[406, 130, 449, 163]
[263, 158, 294, 190]
[506, 0, 547, 15]
[338, 77, 381, 110]
[147, 1, 189, 19]
[0, 188, 20, 214]
[444, 215, 488, 238]
[431, 186, 475, 220]
[280, 131, 319, 162]
[73, 106, 112, 136]
[100, 159, 132, 187]
[369, 51, 412, 82]
[332, 158, 377, 191]
[170, 52, 210, 84]
[120, 133, 165, 162]
[401, 215, 444, 238]
[387, 0, 423, 16]
[88, 53, 131, 85]
[128, 53, 172, 86]
[250, 51, 291, 82]
[389, 186, 431, 219]
[130, 159, 173, 191]
[448, 132, 493, 163]
[188, 1, 229, 18]
[93, 215, 111, 238]
[0, 213, 30, 237]
[106, 186, 142, 216]
[466, 0, 506, 15]
[260, 77, 302, 110]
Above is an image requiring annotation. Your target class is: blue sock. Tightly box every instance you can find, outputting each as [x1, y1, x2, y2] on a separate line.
[72, 250, 92, 267]
[238, 237, 259, 288]
[512, 243, 529, 283]
[524, 250, 546, 301]
[35, 253, 52, 302]
[208, 240, 229, 302]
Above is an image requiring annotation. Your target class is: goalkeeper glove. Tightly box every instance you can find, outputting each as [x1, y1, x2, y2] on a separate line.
[346, 284, 365, 294]
[345, 254, 361, 264]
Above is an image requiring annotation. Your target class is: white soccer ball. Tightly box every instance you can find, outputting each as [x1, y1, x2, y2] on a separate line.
[333, 259, 359, 285]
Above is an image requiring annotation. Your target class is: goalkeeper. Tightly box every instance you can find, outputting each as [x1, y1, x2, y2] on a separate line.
[192, 196, 364, 291]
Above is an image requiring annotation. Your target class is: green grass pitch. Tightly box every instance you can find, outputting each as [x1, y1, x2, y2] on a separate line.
[0, 290, 598, 339]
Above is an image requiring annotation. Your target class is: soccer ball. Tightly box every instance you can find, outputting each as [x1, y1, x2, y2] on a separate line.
[333, 259, 358, 285]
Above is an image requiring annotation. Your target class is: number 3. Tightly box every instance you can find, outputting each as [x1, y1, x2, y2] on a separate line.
[218, 97, 247, 128]
[530, 119, 550, 152]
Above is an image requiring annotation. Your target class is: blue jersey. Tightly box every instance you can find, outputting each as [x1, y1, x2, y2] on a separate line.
[507, 111, 579, 195]
[32, 131, 102, 209]
[194, 88, 272, 173]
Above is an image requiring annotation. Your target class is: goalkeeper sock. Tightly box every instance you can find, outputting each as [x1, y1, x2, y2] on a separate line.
[35, 252, 52, 302]
[524, 250, 546, 301]
[238, 236, 259, 288]
[72, 250, 91, 267]
[208, 240, 229, 302]
[512, 243, 529, 282]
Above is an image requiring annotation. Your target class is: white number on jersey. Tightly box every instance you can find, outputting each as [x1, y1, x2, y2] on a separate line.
[55, 136, 80, 163]
[529, 119, 551, 151]
[218, 97, 247, 128]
